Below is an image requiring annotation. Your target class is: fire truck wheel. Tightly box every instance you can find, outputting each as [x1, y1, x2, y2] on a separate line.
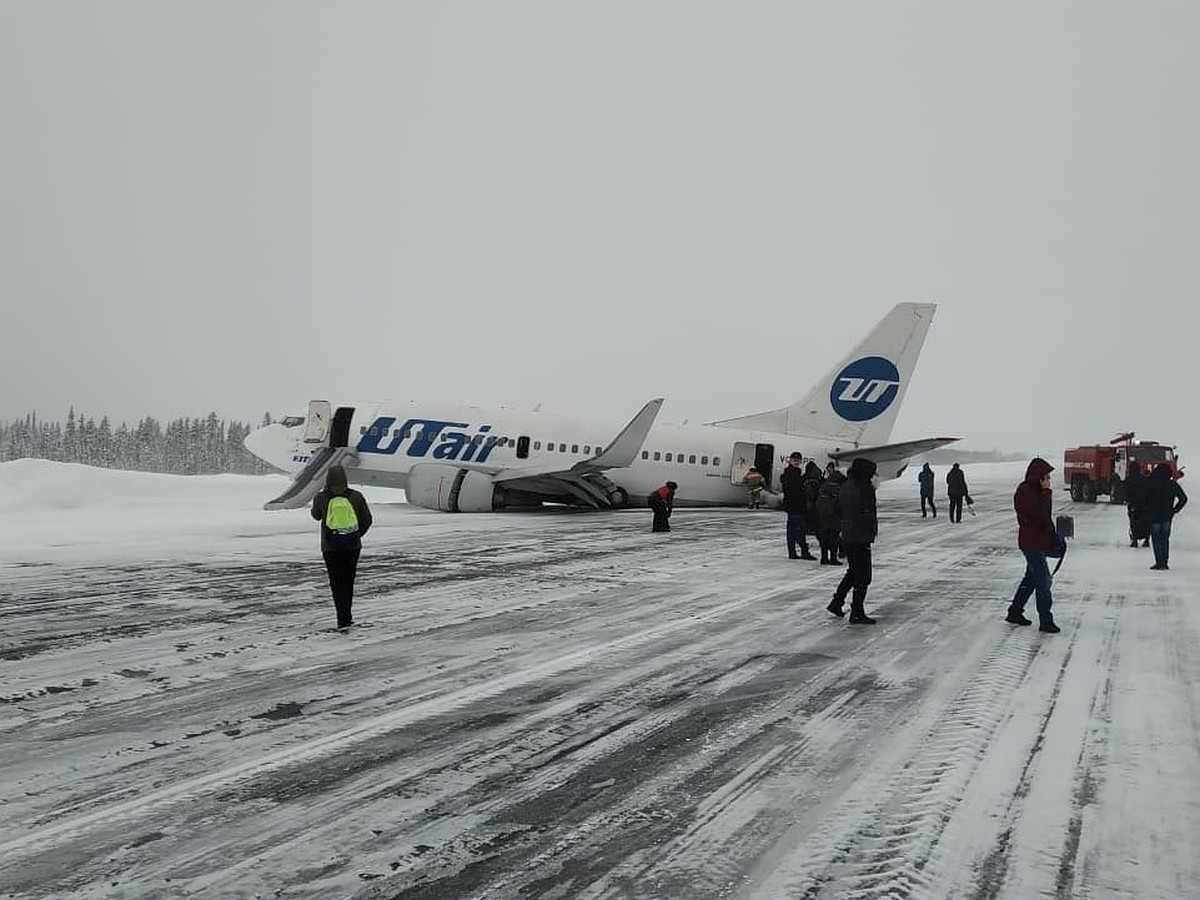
[1081, 479, 1097, 503]
[1070, 479, 1084, 502]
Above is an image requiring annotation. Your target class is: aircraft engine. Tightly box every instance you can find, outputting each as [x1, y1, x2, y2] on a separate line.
[405, 464, 500, 512]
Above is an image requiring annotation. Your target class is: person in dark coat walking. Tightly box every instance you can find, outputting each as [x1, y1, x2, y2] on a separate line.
[946, 462, 970, 523]
[918, 462, 937, 518]
[815, 469, 846, 565]
[1143, 463, 1187, 570]
[311, 463, 373, 631]
[1124, 463, 1150, 548]
[827, 458, 878, 624]
[648, 481, 678, 533]
[802, 461, 824, 535]
[781, 453, 815, 559]
[1006, 457, 1059, 633]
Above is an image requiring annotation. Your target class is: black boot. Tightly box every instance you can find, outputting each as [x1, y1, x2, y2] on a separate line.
[1005, 609, 1032, 626]
[848, 605, 876, 624]
[800, 549, 817, 561]
[1038, 620, 1060, 633]
[826, 598, 845, 618]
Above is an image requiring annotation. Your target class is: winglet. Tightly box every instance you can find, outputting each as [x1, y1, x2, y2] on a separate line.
[577, 398, 664, 470]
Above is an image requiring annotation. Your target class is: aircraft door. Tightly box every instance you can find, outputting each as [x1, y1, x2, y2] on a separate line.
[754, 444, 775, 485]
[302, 400, 331, 444]
[730, 442, 755, 485]
[330, 407, 356, 448]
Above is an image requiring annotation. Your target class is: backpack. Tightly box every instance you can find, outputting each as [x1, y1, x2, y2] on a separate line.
[324, 495, 360, 549]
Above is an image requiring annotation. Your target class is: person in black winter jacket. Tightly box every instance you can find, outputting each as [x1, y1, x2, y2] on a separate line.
[311, 464, 373, 631]
[946, 463, 970, 523]
[1143, 463, 1187, 570]
[802, 462, 824, 535]
[780, 453, 815, 559]
[827, 458, 878, 624]
[815, 469, 847, 565]
[1124, 464, 1150, 548]
[917, 462, 936, 518]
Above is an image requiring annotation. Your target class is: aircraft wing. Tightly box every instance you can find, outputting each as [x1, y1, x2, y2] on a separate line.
[475, 398, 662, 507]
[828, 436, 961, 480]
[490, 397, 663, 486]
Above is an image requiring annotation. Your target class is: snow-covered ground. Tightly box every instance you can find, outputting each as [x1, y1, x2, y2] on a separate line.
[1, 459, 1197, 899]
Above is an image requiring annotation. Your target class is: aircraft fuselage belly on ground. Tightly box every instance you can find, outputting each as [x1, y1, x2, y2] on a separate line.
[245, 302, 958, 512]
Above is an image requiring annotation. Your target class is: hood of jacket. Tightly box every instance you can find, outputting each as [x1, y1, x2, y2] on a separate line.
[1023, 457, 1054, 486]
[848, 457, 878, 482]
[325, 464, 349, 494]
[1151, 462, 1174, 481]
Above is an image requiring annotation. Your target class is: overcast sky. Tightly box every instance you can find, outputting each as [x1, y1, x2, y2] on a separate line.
[2, 2, 1196, 459]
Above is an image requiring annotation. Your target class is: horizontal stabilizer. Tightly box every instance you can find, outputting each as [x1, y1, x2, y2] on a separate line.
[827, 436, 960, 462]
[829, 436, 960, 481]
[263, 446, 358, 510]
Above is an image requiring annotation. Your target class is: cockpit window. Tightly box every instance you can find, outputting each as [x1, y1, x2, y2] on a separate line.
[280, 416, 305, 428]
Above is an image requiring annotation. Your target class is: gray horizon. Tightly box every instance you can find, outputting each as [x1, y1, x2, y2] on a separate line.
[2, 3, 1196, 461]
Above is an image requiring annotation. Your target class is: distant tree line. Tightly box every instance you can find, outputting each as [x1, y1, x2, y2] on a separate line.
[916, 447, 1031, 466]
[0, 409, 280, 475]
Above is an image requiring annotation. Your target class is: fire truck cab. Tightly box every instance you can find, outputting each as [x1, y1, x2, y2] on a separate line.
[1065, 433, 1182, 503]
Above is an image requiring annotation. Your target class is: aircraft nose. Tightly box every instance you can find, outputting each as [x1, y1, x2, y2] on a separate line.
[244, 424, 292, 470]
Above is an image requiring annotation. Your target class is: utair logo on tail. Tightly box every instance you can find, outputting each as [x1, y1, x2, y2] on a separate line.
[830, 356, 901, 421]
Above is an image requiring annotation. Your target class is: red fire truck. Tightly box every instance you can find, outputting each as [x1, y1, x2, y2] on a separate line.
[1063, 432, 1183, 503]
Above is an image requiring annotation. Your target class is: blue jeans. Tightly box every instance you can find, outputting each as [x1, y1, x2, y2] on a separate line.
[786, 513, 810, 557]
[1150, 520, 1172, 567]
[1010, 550, 1054, 622]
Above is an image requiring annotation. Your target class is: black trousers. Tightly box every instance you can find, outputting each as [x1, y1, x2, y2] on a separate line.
[650, 499, 671, 532]
[833, 542, 872, 610]
[322, 548, 361, 627]
[921, 493, 936, 516]
[948, 496, 964, 522]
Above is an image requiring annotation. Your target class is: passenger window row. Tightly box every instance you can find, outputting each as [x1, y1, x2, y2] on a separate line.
[639, 450, 720, 467]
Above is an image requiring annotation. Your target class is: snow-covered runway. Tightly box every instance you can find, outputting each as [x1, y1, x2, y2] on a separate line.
[2, 462, 1197, 899]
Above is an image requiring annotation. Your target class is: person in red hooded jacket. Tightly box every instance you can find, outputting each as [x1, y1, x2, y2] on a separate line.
[648, 481, 677, 533]
[1005, 457, 1059, 633]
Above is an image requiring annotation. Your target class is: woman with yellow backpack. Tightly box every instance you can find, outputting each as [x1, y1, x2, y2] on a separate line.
[311, 464, 373, 631]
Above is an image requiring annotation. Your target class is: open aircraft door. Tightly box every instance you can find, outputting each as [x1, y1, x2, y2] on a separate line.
[729, 441, 776, 486]
[303, 400, 332, 445]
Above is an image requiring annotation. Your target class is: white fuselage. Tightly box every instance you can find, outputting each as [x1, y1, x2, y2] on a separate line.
[248, 401, 867, 507]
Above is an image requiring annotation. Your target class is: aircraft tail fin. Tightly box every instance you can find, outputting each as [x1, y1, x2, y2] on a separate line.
[708, 302, 937, 447]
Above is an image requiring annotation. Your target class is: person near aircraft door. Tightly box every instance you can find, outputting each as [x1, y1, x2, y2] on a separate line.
[946, 463, 970, 522]
[802, 461, 824, 535]
[918, 462, 937, 518]
[1006, 457, 1059, 633]
[816, 468, 847, 565]
[311, 463, 373, 632]
[1143, 463, 1187, 570]
[648, 481, 678, 533]
[742, 467, 767, 509]
[828, 458, 878, 624]
[781, 453, 816, 559]
[1124, 463, 1150, 548]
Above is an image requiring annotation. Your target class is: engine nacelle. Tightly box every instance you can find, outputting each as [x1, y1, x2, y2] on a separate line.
[406, 464, 504, 512]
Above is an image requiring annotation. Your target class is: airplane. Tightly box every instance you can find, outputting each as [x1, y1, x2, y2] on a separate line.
[244, 302, 959, 512]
